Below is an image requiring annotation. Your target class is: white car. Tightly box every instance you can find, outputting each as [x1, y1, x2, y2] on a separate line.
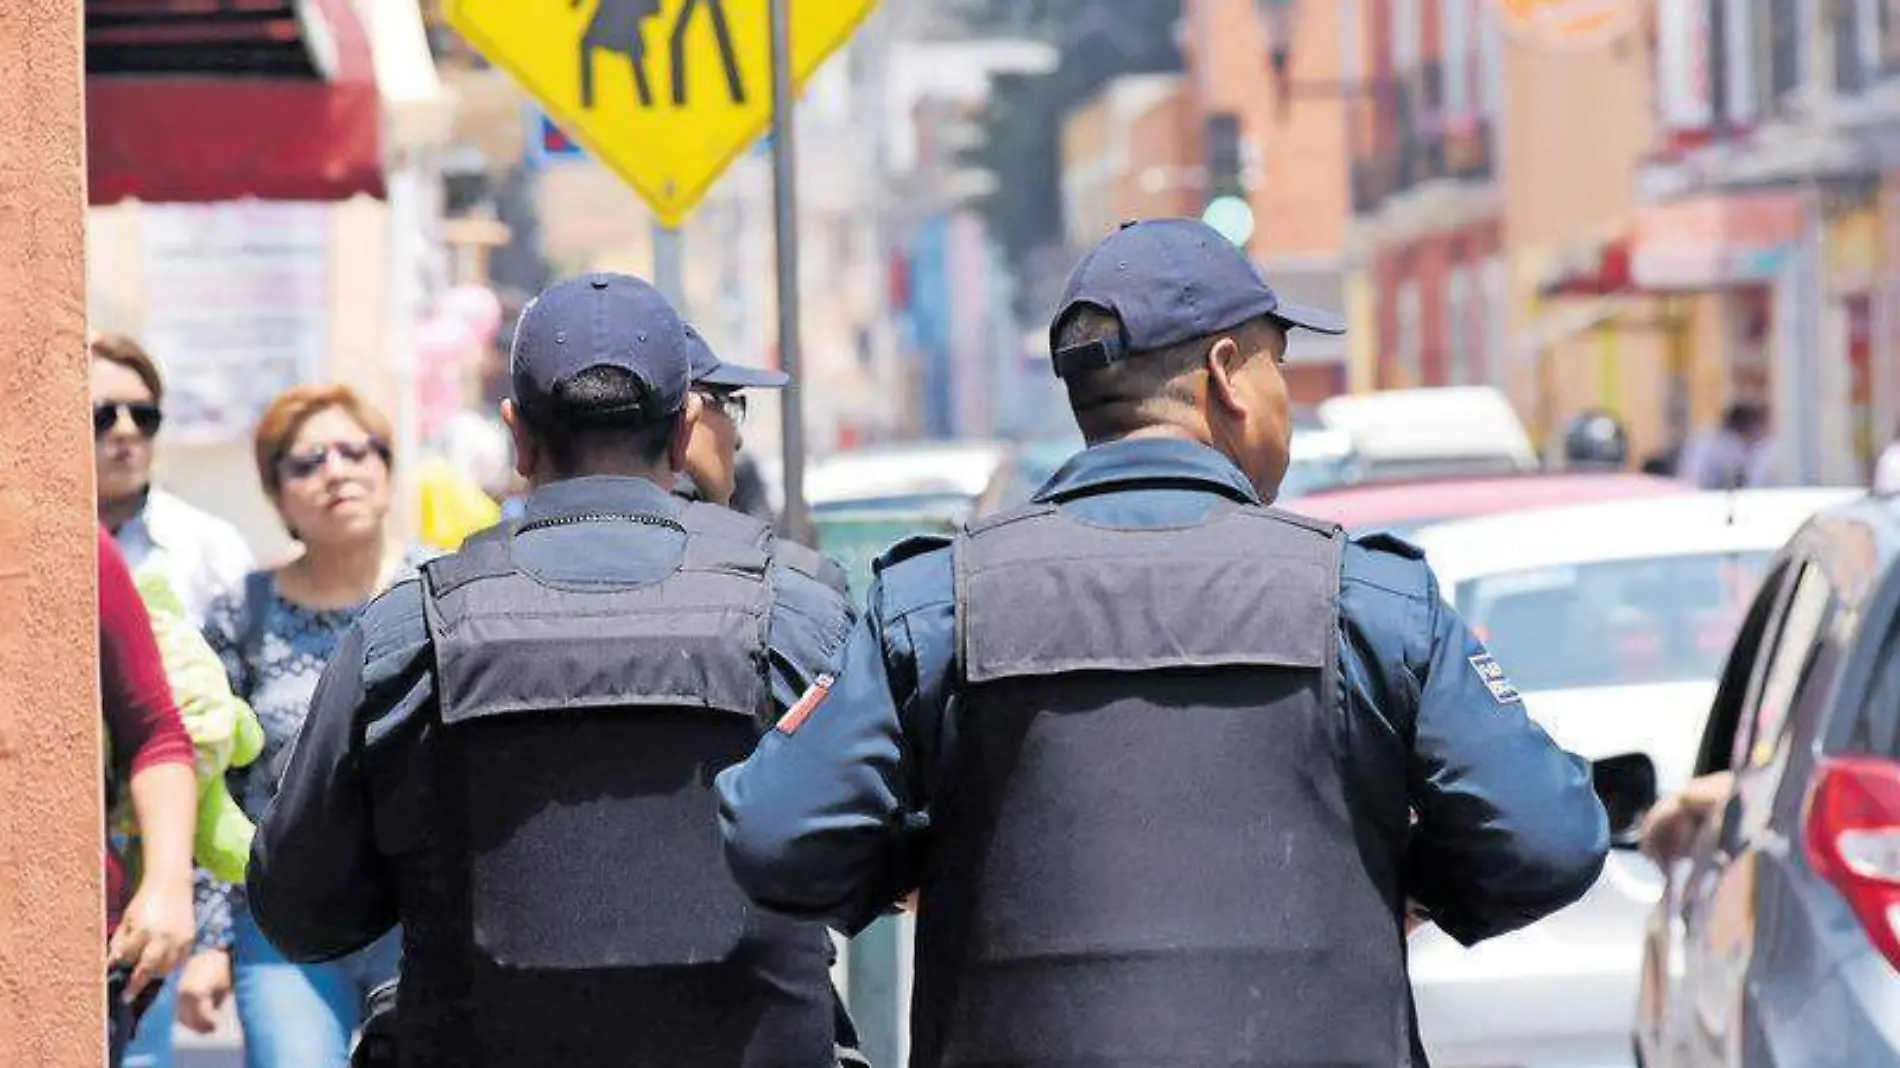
[1401, 488, 1863, 1068]
[804, 440, 1012, 519]
[1318, 386, 1540, 482]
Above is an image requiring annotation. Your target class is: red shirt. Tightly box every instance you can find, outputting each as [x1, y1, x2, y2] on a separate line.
[99, 526, 194, 934]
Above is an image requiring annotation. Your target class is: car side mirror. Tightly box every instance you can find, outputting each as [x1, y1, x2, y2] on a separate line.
[1592, 752, 1659, 850]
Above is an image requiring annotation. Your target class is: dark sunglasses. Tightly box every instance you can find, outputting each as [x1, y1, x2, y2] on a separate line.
[696, 390, 748, 426]
[276, 438, 392, 482]
[93, 402, 163, 439]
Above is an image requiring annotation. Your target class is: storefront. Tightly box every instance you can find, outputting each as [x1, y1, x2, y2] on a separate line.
[83, 0, 452, 555]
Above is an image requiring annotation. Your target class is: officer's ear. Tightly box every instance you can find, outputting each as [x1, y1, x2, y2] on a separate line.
[668, 394, 702, 471]
[1205, 336, 1247, 418]
[500, 400, 538, 480]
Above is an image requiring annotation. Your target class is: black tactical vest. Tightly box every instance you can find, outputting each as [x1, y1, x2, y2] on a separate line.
[404, 502, 835, 1068]
[911, 499, 1411, 1068]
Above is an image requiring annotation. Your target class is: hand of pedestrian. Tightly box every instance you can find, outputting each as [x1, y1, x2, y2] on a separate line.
[108, 878, 194, 1002]
[177, 950, 234, 1034]
[1638, 793, 1696, 867]
[1638, 770, 1733, 867]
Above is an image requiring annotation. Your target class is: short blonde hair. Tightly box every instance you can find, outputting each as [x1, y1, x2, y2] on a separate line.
[253, 384, 394, 493]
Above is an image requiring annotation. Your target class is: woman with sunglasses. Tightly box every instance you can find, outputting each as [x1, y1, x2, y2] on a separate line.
[191, 385, 424, 1068]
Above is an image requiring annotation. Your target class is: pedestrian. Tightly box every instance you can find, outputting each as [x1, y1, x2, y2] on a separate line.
[93, 331, 256, 1068]
[189, 385, 421, 1068]
[99, 527, 199, 1068]
[92, 333, 254, 626]
[716, 218, 1611, 1068]
[1680, 401, 1773, 490]
[246, 273, 855, 1068]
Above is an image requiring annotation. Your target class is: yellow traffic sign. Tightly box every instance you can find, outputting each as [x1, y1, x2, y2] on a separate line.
[447, 0, 879, 228]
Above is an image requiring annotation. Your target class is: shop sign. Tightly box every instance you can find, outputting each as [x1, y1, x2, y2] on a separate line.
[1632, 191, 1806, 290]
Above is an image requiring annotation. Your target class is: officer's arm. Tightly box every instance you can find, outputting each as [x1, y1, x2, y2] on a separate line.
[719, 544, 949, 932]
[246, 608, 406, 962]
[1404, 565, 1609, 946]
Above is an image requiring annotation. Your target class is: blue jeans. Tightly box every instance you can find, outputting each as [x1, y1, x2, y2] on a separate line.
[232, 906, 402, 1068]
[120, 973, 180, 1068]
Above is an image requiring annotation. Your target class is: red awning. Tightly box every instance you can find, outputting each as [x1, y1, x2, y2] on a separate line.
[1539, 235, 1635, 298]
[88, 78, 384, 204]
[85, 0, 383, 204]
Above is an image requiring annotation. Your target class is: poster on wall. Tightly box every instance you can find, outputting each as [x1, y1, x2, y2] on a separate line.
[140, 201, 332, 446]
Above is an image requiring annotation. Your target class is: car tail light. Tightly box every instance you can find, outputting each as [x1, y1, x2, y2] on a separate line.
[1803, 756, 1900, 970]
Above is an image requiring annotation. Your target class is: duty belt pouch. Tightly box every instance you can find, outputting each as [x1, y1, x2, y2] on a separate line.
[421, 517, 775, 971]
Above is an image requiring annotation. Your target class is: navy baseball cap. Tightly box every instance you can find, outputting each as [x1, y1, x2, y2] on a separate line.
[510, 272, 691, 422]
[684, 324, 790, 390]
[1049, 218, 1346, 379]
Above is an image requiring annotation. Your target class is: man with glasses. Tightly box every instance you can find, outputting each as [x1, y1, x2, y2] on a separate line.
[91, 332, 254, 627]
[677, 324, 768, 511]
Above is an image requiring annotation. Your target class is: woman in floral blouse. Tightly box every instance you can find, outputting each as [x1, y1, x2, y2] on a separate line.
[184, 385, 430, 1068]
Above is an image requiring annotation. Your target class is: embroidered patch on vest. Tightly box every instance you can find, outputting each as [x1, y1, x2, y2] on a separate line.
[1468, 654, 1522, 704]
[776, 674, 835, 734]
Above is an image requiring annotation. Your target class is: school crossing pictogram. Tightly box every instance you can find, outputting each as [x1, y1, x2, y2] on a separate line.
[573, 0, 747, 110]
[446, 0, 882, 227]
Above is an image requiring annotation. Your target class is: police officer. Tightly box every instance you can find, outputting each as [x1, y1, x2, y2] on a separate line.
[674, 323, 867, 1064]
[248, 273, 854, 1068]
[716, 219, 1610, 1068]
[1560, 408, 1630, 471]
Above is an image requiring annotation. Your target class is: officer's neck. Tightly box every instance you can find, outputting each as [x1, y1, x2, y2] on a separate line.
[1109, 423, 1209, 446]
[532, 461, 676, 491]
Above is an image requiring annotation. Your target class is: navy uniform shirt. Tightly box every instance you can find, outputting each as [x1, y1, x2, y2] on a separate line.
[248, 475, 856, 961]
[717, 438, 1608, 946]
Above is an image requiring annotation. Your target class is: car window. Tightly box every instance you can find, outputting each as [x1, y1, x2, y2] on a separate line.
[1694, 561, 1793, 775]
[1452, 551, 1773, 693]
[1849, 618, 1900, 758]
[1732, 564, 1836, 770]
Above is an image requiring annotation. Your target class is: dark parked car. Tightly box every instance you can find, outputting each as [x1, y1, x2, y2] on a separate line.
[1635, 494, 1900, 1068]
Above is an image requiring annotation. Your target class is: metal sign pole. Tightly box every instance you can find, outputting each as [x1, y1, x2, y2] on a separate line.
[770, 0, 810, 543]
[654, 223, 686, 312]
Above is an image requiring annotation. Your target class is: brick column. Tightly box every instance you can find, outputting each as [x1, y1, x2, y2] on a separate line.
[0, 1, 104, 1065]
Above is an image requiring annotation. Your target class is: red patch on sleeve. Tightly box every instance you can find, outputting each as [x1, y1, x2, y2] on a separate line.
[776, 674, 835, 735]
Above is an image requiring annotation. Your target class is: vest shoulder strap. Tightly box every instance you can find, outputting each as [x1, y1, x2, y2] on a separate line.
[679, 500, 772, 549]
[420, 522, 517, 600]
[774, 539, 851, 598]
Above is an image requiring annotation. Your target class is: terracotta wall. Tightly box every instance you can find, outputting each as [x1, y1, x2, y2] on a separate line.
[1185, 0, 1353, 258]
[0, 1, 105, 1065]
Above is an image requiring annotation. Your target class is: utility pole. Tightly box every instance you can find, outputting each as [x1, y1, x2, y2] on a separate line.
[654, 223, 686, 311]
[770, 0, 811, 543]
